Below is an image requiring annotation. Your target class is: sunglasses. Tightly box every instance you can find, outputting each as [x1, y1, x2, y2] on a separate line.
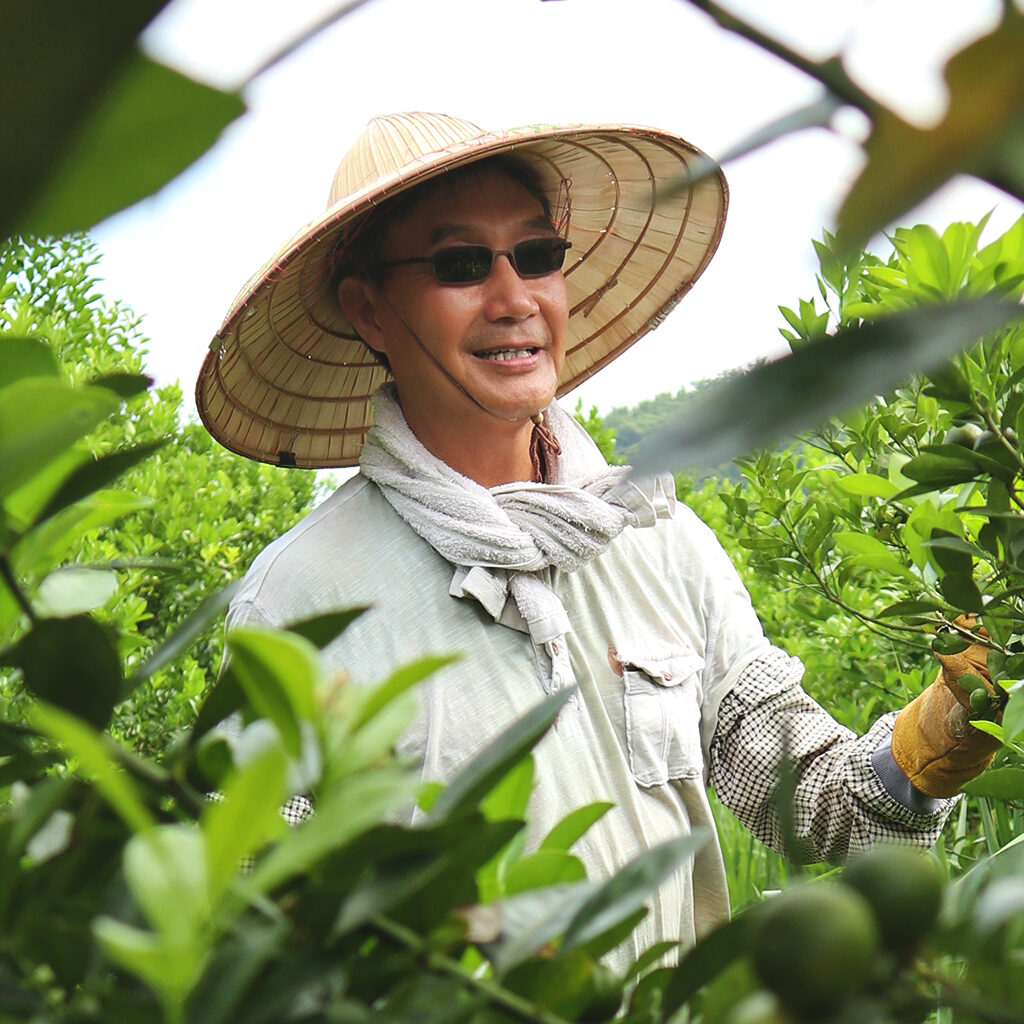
[374, 237, 572, 284]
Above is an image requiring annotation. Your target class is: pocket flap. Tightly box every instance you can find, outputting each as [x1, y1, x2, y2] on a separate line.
[616, 647, 704, 687]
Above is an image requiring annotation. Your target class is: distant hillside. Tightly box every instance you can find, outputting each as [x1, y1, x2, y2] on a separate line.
[600, 364, 763, 481]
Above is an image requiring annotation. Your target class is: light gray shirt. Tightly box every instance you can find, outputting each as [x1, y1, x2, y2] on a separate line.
[228, 472, 952, 970]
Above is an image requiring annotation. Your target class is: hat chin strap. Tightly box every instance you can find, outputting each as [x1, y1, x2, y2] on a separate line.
[378, 292, 561, 481]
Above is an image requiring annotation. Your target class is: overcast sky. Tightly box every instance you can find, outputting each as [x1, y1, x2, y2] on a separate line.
[92, 0, 1021, 420]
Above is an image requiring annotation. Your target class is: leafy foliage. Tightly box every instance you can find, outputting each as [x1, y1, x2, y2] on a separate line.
[1, 336, 1022, 1024]
[2, 2, 1024, 1021]
[0, 235, 320, 754]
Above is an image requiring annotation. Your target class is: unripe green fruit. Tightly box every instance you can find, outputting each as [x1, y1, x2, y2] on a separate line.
[750, 884, 879, 1018]
[943, 423, 983, 447]
[724, 991, 789, 1024]
[970, 687, 992, 713]
[840, 845, 944, 954]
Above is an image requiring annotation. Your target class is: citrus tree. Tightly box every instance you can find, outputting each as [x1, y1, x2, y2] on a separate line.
[2, 335, 1023, 1024]
[0, 234, 320, 755]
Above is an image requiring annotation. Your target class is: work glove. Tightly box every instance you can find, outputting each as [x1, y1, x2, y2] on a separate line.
[891, 614, 1003, 799]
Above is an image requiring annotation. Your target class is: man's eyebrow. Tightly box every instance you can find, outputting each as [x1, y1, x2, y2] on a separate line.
[425, 215, 556, 248]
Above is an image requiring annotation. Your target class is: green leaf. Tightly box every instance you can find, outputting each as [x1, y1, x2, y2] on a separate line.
[480, 755, 535, 823]
[626, 940, 681, 983]
[833, 473, 898, 499]
[540, 801, 614, 852]
[0, 379, 118, 502]
[659, 914, 754, 1018]
[0, 0, 170, 237]
[504, 849, 587, 895]
[12, 490, 149, 578]
[29, 701, 154, 833]
[350, 652, 457, 731]
[92, 917, 197, 1019]
[226, 628, 321, 758]
[501, 951, 611, 1023]
[185, 921, 286, 1024]
[836, 7, 1024, 253]
[201, 747, 288, 900]
[185, 919, 287, 1024]
[1001, 688, 1024, 744]
[33, 567, 117, 617]
[484, 883, 598, 971]
[34, 440, 167, 526]
[939, 572, 984, 613]
[902, 451, 980, 488]
[631, 299, 1022, 473]
[845, 552, 916, 579]
[970, 719, 1006, 742]
[125, 825, 211, 941]
[877, 599, 943, 619]
[429, 689, 575, 822]
[933, 631, 971, 656]
[131, 582, 239, 684]
[0, 337, 59, 389]
[834, 531, 893, 558]
[961, 766, 1024, 800]
[245, 767, 417, 897]
[22, 55, 245, 236]
[14, 616, 123, 728]
[190, 665, 245, 746]
[86, 372, 154, 399]
[284, 606, 368, 649]
[562, 830, 710, 952]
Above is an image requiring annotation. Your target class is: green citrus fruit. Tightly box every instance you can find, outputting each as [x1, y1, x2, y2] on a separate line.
[943, 423, 984, 447]
[969, 687, 992, 713]
[750, 883, 879, 1019]
[724, 991, 790, 1024]
[840, 845, 944, 953]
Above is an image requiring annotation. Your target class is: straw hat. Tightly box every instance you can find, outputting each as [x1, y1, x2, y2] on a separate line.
[197, 111, 728, 468]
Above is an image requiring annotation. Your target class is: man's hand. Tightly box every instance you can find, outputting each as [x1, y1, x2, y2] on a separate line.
[891, 614, 1003, 798]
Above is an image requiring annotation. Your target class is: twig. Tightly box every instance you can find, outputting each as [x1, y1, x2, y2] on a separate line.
[243, 0, 379, 86]
[914, 966, 1024, 1024]
[678, 0, 882, 115]
[0, 554, 37, 626]
[371, 915, 570, 1024]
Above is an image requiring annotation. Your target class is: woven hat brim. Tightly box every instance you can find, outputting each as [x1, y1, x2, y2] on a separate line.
[197, 123, 727, 468]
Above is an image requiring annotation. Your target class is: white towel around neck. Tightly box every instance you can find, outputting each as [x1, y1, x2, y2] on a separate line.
[359, 384, 676, 651]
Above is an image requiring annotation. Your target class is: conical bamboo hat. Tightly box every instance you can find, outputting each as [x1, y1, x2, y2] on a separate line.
[197, 111, 728, 468]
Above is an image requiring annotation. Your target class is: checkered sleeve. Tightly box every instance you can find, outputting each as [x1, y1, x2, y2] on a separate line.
[708, 647, 957, 864]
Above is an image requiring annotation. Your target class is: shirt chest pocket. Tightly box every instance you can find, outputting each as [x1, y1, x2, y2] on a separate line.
[618, 648, 705, 788]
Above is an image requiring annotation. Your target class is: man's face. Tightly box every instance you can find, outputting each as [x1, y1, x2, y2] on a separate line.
[362, 170, 569, 436]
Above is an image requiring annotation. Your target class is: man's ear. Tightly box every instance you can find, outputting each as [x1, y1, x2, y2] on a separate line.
[337, 276, 388, 355]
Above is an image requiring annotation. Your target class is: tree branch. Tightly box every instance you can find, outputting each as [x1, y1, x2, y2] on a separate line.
[371, 915, 571, 1024]
[243, 0, 379, 86]
[0, 554, 37, 626]
[678, 0, 882, 116]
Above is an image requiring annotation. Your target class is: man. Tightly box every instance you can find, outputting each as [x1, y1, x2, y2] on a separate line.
[197, 112, 998, 969]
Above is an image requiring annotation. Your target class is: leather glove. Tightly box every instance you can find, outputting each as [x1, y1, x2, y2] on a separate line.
[891, 614, 1003, 798]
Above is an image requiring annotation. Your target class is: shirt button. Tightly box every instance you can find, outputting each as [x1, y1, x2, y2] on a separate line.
[663, 672, 673, 681]
[551, 641, 560, 654]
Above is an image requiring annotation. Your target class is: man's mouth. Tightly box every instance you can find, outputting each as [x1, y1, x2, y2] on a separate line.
[475, 346, 539, 362]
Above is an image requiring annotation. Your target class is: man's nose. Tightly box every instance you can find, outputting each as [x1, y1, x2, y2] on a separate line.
[483, 251, 540, 320]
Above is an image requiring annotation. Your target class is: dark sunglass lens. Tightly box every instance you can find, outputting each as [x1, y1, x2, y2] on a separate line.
[432, 246, 493, 283]
[514, 238, 568, 277]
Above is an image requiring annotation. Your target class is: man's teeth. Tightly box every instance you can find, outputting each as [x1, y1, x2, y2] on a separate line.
[478, 348, 536, 361]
